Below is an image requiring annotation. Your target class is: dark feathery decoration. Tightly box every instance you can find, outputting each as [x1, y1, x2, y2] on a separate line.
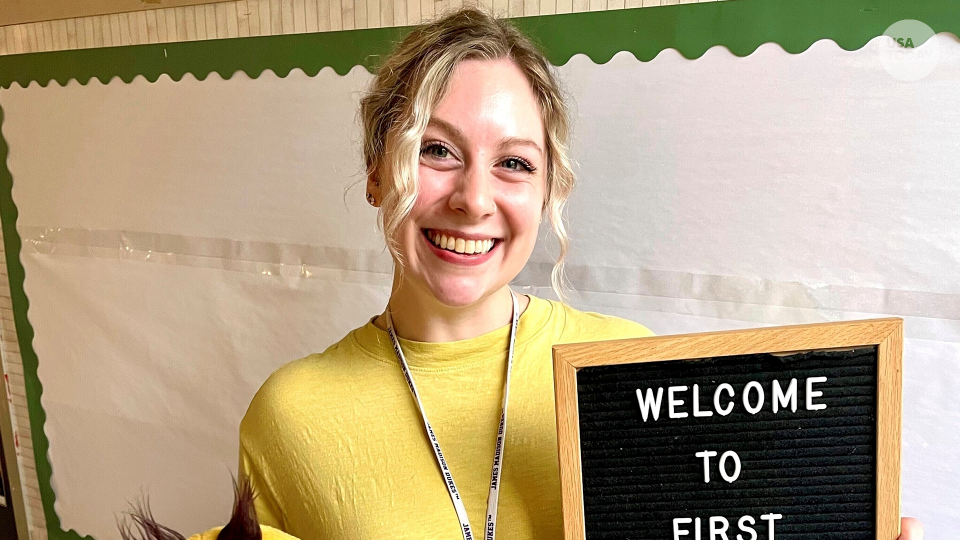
[218, 475, 262, 540]
[118, 474, 262, 540]
[118, 496, 188, 540]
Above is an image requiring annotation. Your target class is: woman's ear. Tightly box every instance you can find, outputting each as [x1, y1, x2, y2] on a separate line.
[366, 169, 382, 208]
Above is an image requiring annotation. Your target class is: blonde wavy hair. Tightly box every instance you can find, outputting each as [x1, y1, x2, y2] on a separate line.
[359, 7, 575, 297]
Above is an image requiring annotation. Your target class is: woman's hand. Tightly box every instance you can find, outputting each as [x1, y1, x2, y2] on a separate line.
[899, 517, 923, 540]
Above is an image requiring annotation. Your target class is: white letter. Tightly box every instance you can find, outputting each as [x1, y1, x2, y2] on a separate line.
[714, 384, 735, 416]
[710, 517, 730, 540]
[719, 451, 741, 483]
[760, 514, 783, 540]
[695, 517, 702, 540]
[696, 450, 718, 483]
[743, 381, 764, 414]
[674, 518, 693, 540]
[773, 379, 797, 413]
[693, 384, 713, 417]
[669, 386, 689, 419]
[637, 387, 664, 422]
[736, 516, 757, 540]
[806, 377, 827, 411]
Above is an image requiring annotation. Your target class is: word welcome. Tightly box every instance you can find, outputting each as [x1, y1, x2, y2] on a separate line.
[635, 378, 828, 422]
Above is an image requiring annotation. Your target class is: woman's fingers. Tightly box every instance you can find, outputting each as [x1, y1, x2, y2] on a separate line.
[900, 517, 923, 540]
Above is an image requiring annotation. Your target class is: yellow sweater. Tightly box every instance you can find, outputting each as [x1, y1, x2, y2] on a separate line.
[239, 296, 653, 539]
[187, 526, 298, 540]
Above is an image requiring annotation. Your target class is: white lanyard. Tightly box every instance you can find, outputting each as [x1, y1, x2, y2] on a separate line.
[385, 292, 520, 540]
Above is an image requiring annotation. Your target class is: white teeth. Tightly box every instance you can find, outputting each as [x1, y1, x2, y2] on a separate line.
[428, 231, 495, 255]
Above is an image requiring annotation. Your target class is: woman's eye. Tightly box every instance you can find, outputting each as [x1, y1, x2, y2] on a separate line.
[422, 144, 450, 158]
[501, 157, 535, 173]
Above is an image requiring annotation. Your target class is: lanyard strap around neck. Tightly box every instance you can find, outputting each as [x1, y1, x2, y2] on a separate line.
[384, 292, 520, 540]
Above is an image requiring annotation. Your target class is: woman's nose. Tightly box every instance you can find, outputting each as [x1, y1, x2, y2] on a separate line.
[449, 162, 496, 219]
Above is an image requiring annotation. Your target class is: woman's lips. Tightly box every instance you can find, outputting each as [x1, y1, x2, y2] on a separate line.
[422, 229, 499, 266]
[425, 229, 496, 254]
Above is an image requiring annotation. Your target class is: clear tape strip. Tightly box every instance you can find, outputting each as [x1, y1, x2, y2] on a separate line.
[518, 262, 960, 323]
[19, 225, 394, 281]
[19, 226, 959, 334]
[516, 286, 960, 344]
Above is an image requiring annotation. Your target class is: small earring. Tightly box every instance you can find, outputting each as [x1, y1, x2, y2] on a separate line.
[367, 193, 376, 206]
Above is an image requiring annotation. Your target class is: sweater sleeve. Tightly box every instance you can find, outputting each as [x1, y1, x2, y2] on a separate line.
[556, 301, 655, 344]
[239, 422, 287, 530]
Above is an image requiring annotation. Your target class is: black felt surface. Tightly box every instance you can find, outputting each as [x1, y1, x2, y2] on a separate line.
[576, 347, 877, 540]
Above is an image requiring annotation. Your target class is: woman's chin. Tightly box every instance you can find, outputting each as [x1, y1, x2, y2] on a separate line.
[428, 281, 500, 309]
[433, 291, 487, 309]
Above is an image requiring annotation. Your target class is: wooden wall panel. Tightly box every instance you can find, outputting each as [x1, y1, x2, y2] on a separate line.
[0, 0, 243, 28]
[0, 229, 46, 540]
[0, 0, 730, 56]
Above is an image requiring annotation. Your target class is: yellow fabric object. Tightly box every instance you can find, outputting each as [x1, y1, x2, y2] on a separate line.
[239, 296, 653, 539]
[186, 525, 299, 540]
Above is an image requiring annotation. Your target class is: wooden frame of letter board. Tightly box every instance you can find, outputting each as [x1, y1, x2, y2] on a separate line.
[553, 317, 903, 540]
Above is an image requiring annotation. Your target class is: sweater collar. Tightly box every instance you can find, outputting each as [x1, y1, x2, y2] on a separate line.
[353, 295, 554, 371]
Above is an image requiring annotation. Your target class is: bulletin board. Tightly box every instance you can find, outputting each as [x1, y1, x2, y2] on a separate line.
[0, 1, 958, 539]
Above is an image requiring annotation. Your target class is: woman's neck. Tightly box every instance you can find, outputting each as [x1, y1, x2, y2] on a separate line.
[376, 281, 529, 343]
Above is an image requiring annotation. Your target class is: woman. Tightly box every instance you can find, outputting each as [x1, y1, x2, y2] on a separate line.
[239, 8, 923, 540]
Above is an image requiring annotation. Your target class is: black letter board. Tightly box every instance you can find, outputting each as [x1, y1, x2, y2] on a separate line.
[553, 319, 902, 540]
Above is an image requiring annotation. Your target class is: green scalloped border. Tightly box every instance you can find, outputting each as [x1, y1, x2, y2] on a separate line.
[0, 0, 957, 539]
[1, 0, 957, 88]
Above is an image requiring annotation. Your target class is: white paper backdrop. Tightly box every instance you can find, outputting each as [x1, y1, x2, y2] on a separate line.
[1, 34, 957, 539]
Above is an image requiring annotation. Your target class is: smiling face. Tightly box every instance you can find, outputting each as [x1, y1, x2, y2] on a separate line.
[392, 57, 546, 308]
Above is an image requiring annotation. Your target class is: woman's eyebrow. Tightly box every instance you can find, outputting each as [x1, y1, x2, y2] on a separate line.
[427, 118, 543, 157]
[427, 118, 468, 149]
[497, 137, 543, 157]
